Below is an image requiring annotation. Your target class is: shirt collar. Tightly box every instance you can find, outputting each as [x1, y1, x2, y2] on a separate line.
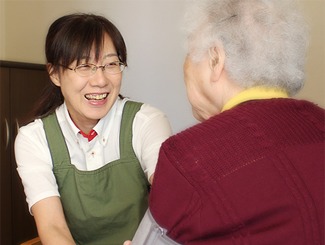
[221, 86, 289, 112]
[62, 100, 119, 145]
[63, 103, 80, 137]
[96, 100, 118, 146]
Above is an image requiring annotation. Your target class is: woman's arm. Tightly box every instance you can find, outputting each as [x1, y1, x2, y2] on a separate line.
[133, 104, 172, 183]
[32, 196, 75, 245]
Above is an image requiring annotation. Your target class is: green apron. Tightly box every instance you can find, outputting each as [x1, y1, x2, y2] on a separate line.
[42, 101, 149, 245]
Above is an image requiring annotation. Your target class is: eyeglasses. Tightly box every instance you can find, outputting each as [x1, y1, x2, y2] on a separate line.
[60, 61, 126, 77]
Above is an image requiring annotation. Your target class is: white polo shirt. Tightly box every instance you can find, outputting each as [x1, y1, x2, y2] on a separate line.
[15, 98, 172, 212]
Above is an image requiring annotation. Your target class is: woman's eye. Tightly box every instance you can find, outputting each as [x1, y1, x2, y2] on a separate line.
[105, 62, 118, 68]
[79, 65, 92, 70]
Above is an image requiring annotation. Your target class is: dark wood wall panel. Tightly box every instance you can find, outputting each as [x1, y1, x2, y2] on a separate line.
[1, 61, 48, 245]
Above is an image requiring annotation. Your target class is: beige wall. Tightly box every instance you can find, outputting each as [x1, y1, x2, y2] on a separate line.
[0, 0, 324, 130]
[297, 0, 325, 108]
[1, 1, 112, 64]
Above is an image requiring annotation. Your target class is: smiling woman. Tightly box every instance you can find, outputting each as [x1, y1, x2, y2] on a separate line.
[48, 33, 123, 134]
[14, 13, 172, 245]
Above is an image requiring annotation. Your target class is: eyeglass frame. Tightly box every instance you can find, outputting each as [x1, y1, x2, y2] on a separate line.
[59, 61, 126, 77]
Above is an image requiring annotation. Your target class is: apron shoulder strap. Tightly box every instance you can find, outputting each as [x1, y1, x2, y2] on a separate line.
[42, 113, 71, 167]
[119, 101, 143, 157]
[42, 101, 142, 166]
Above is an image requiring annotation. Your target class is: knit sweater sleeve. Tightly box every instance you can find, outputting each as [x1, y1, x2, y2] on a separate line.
[149, 138, 202, 243]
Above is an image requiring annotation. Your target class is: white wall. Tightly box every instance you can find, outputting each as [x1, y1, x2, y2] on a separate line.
[1, 0, 324, 133]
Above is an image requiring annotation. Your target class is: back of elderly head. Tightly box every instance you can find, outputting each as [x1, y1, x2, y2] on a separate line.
[183, 0, 309, 96]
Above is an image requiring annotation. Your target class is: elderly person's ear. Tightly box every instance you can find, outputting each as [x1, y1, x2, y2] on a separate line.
[209, 47, 219, 69]
[209, 46, 225, 81]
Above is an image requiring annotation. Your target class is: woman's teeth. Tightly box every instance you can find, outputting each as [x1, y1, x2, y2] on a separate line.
[85, 93, 108, 100]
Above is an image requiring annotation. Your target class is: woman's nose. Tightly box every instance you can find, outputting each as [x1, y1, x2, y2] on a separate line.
[89, 68, 108, 87]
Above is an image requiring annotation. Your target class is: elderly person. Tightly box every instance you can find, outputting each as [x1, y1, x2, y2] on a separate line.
[145, 0, 324, 244]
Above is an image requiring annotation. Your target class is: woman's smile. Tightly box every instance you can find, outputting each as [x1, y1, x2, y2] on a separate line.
[84, 93, 109, 100]
[84, 92, 109, 106]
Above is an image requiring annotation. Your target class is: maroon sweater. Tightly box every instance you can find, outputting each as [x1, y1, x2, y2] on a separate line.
[150, 99, 324, 245]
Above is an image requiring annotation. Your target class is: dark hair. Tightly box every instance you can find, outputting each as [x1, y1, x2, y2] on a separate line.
[34, 13, 127, 118]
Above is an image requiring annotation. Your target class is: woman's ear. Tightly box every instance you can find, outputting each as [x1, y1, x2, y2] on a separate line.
[47, 63, 61, 87]
[208, 46, 225, 82]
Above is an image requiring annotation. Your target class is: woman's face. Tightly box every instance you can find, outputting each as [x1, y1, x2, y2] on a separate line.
[52, 34, 122, 130]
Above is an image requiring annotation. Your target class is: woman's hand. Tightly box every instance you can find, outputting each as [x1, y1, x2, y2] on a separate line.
[123, 240, 132, 245]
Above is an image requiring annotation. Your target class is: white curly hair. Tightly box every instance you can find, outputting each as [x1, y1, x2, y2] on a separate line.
[183, 0, 309, 96]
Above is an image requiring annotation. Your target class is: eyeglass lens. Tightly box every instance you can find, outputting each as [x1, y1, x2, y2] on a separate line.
[75, 63, 125, 76]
